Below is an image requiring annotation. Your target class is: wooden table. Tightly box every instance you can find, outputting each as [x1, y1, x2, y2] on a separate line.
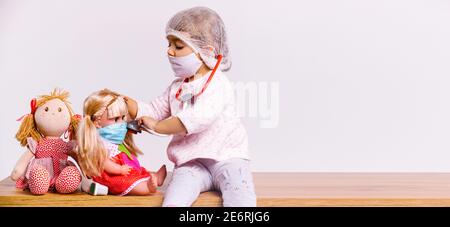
[1, 173, 450, 207]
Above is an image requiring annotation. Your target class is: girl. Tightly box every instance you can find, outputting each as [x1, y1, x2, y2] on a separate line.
[76, 89, 167, 196]
[125, 7, 256, 206]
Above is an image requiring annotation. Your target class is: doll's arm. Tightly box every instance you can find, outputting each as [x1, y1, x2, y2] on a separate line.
[10, 149, 34, 181]
[103, 159, 131, 175]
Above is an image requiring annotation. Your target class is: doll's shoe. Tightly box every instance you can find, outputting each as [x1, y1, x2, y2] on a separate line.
[66, 156, 108, 196]
[81, 177, 108, 196]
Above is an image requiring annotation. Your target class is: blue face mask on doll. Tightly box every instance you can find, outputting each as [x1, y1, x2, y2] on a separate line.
[98, 122, 127, 144]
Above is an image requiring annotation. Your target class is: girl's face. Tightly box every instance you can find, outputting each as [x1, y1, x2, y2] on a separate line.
[167, 35, 197, 57]
[166, 35, 213, 79]
[94, 110, 126, 129]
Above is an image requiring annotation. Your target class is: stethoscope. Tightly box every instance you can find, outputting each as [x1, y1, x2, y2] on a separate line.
[125, 55, 223, 137]
[175, 55, 223, 110]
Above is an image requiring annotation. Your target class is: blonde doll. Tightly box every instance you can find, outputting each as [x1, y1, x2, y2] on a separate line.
[12, 88, 81, 195]
[76, 89, 166, 196]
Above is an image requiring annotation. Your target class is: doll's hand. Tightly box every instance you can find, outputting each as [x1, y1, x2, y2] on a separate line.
[11, 149, 34, 181]
[138, 116, 158, 131]
[120, 165, 132, 175]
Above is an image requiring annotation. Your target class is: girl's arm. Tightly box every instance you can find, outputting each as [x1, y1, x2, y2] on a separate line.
[10, 149, 34, 181]
[124, 85, 172, 121]
[140, 116, 187, 135]
[103, 159, 131, 175]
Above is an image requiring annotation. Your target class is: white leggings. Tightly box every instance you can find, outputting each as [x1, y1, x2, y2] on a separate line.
[162, 158, 257, 207]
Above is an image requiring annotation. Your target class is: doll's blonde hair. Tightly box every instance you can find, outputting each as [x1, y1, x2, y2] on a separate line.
[77, 89, 142, 177]
[15, 88, 79, 147]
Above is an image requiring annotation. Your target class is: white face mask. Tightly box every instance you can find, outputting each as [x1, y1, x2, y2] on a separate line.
[168, 52, 203, 79]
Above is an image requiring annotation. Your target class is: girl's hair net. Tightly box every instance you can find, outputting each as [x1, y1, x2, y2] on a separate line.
[166, 7, 231, 71]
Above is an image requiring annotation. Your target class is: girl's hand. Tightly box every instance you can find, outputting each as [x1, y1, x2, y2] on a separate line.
[123, 96, 138, 119]
[139, 116, 158, 131]
[120, 165, 132, 175]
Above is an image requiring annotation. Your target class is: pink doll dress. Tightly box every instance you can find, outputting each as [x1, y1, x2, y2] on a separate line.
[16, 137, 75, 190]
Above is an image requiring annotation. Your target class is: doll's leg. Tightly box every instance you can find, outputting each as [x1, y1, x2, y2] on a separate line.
[162, 160, 213, 207]
[124, 166, 167, 196]
[28, 165, 50, 195]
[155, 164, 167, 186]
[55, 166, 81, 194]
[127, 177, 157, 195]
[209, 158, 257, 207]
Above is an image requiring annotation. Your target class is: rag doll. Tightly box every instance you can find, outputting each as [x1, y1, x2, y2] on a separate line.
[11, 88, 82, 195]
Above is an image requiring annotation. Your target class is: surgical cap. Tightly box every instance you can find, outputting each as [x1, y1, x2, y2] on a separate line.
[166, 7, 231, 71]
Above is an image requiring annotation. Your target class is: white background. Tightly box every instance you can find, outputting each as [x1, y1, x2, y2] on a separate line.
[1, 0, 450, 180]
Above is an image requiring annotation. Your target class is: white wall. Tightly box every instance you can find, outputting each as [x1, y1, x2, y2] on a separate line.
[1, 0, 450, 180]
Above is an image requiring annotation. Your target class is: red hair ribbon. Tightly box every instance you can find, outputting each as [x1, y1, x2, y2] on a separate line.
[16, 98, 37, 121]
[73, 114, 82, 121]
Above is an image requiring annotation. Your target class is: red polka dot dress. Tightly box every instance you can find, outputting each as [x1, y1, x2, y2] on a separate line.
[92, 139, 151, 196]
[16, 137, 81, 193]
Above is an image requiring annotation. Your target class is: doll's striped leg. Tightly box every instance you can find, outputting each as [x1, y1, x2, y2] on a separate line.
[55, 166, 81, 194]
[28, 165, 50, 195]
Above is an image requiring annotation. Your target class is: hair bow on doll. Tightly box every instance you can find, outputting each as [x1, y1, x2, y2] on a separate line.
[73, 114, 82, 121]
[16, 98, 37, 122]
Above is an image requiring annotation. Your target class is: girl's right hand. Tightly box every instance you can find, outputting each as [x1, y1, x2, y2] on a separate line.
[138, 116, 158, 131]
[120, 165, 132, 175]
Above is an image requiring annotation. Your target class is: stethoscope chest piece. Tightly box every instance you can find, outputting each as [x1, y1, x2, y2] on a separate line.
[180, 93, 195, 110]
[175, 55, 223, 111]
